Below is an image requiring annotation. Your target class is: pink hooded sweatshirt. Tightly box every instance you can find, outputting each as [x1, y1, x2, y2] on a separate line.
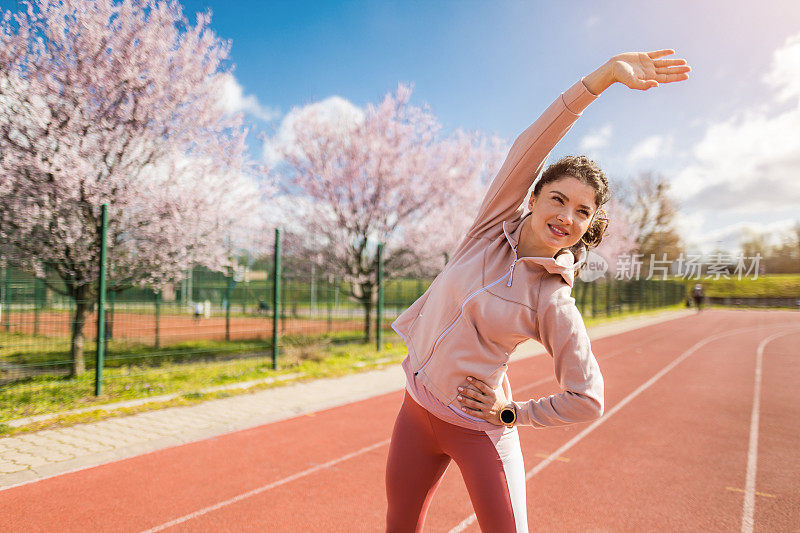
[392, 78, 604, 429]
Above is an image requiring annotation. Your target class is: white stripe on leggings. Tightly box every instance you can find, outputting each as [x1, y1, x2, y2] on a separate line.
[489, 426, 528, 533]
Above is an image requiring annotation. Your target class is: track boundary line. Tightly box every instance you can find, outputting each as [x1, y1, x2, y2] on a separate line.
[514, 328, 681, 397]
[740, 330, 797, 533]
[139, 439, 390, 533]
[449, 324, 800, 533]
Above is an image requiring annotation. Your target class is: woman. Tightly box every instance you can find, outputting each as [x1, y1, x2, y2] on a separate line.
[385, 50, 690, 533]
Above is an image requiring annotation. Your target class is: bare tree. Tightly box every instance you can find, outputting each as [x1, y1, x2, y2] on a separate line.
[619, 172, 684, 266]
[740, 223, 800, 274]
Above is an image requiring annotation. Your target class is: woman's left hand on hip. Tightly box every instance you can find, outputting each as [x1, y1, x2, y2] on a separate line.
[456, 376, 508, 426]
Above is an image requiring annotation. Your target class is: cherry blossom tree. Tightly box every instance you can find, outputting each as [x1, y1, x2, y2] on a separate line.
[265, 85, 505, 342]
[0, 0, 264, 375]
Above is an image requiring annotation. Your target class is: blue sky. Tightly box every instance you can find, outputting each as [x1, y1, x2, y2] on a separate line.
[5, 0, 800, 254]
[177, 0, 800, 255]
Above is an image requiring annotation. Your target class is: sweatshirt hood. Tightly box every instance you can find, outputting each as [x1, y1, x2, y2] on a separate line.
[502, 211, 585, 287]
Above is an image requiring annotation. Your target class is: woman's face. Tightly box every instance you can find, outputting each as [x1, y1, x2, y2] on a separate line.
[525, 176, 598, 257]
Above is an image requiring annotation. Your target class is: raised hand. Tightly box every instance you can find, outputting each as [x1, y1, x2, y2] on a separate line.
[611, 49, 691, 90]
[582, 49, 691, 95]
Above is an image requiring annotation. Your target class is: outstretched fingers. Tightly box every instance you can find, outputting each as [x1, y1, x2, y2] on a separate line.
[654, 58, 687, 67]
[655, 65, 691, 83]
[659, 72, 690, 83]
[647, 49, 676, 59]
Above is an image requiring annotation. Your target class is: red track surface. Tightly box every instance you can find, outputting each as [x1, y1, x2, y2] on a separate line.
[1, 309, 798, 532]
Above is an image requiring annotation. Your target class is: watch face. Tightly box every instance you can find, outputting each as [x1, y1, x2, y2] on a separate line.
[501, 408, 514, 423]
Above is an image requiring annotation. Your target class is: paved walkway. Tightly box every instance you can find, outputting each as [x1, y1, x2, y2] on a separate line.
[0, 309, 693, 490]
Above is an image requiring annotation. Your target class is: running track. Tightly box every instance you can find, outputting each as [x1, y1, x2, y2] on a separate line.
[1, 309, 798, 532]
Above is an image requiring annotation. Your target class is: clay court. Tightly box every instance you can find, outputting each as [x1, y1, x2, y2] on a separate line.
[5, 310, 367, 344]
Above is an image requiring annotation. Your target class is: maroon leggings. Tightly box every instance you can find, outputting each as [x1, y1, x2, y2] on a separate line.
[385, 391, 528, 532]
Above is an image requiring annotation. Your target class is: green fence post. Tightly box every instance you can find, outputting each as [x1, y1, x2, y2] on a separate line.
[33, 273, 41, 336]
[377, 243, 384, 352]
[95, 203, 109, 396]
[2, 266, 10, 332]
[327, 275, 333, 333]
[154, 288, 161, 349]
[605, 279, 611, 316]
[241, 280, 246, 314]
[591, 280, 597, 318]
[310, 263, 316, 315]
[187, 267, 193, 307]
[272, 228, 281, 370]
[225, 267, 232, 342]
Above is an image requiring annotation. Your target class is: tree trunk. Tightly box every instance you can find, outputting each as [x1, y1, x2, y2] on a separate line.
[362, 297, 372, 343]
[70, 285, 93, 377]
[358, 281, 375, 343]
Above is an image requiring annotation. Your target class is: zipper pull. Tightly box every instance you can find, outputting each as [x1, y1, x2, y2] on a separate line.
[507, 245, 518, 287]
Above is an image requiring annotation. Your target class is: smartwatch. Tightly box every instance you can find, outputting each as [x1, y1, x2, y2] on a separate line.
[499, 403, 517, 428]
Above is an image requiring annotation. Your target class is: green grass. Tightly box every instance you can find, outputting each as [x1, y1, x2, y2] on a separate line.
[0, 327, 377, 369]
[0, 333, 269, 368]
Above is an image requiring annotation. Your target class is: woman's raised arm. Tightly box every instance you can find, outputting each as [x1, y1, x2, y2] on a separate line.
[458, 49, 690, 249]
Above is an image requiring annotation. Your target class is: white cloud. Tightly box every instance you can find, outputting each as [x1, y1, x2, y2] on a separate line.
[627, 134, 673, 165]
[262, 95, 365, 167]
[763, 33, 800, 102]
[578, 124, 612, 152]
[672, 210, 707, 253]
[584, 16, 599, 29]
[219, 73, 281, 122]
[673, 32, 800, 214]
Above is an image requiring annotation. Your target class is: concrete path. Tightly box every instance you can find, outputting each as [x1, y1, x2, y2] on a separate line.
[0, 309, 693, 490]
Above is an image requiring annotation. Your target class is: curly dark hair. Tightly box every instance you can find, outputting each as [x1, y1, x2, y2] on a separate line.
[532, 155, 611, 265]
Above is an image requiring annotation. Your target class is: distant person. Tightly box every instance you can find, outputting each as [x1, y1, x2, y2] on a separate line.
[258, 300, 271, 315]
[193, 301, 203, 322]
[384, 49, 691, 532]
[692, 283, 705, 312]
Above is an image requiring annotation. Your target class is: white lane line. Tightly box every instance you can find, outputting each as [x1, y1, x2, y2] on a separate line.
[740, 331, 795, 533]
[514, 330, 676, 397]
[449, 325, 800, 533]
[140, 439, 390, 533]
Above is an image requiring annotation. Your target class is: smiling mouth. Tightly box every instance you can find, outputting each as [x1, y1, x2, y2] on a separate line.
[548, 224, 569, 237]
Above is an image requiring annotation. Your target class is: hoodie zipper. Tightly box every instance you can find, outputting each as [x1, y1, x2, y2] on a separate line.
[413, 267, 514, 376]
[507, 245, 520, 287]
